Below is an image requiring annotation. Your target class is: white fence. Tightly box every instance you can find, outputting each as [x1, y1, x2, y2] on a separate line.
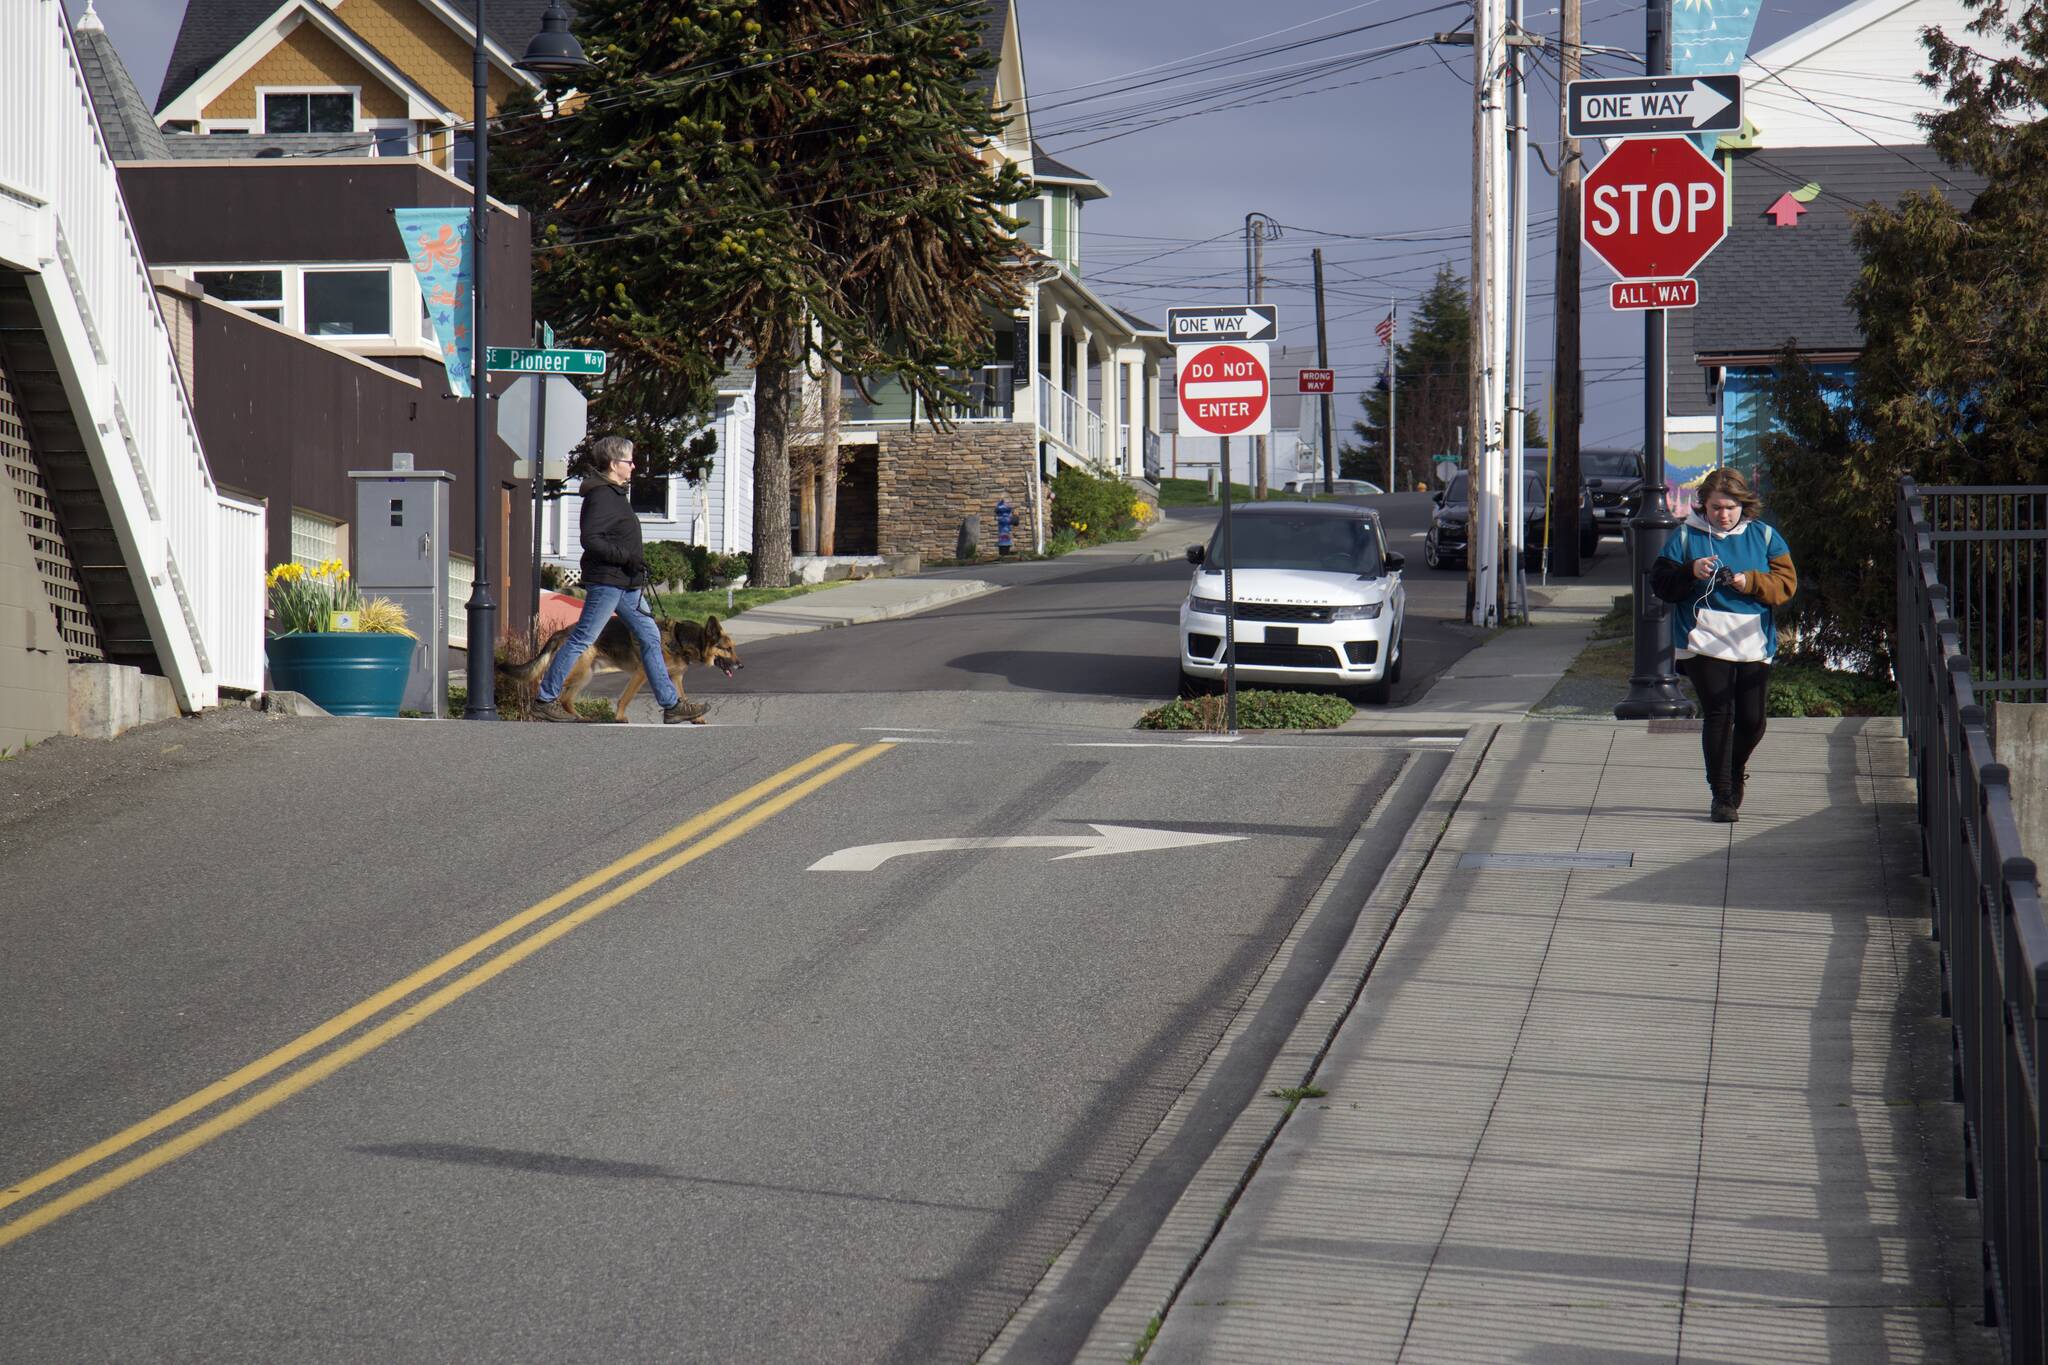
[0, 0, 258, 709]
[1037, 378, 1107, 464]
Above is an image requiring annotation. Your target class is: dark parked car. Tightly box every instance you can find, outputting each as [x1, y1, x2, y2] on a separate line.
[1423, 468, 1598, 569]
[1580, 447, 1646, 539]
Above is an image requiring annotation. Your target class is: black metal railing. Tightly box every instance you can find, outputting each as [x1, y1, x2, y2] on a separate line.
[1898, 479, 2048, 1361]
[1918, 483, 2048, 706]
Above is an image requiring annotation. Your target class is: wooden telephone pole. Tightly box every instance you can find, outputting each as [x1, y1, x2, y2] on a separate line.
[1551, 0, 1585, 576]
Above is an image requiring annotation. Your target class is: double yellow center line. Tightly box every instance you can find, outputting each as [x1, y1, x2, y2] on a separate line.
[0, 740, 891, 1251]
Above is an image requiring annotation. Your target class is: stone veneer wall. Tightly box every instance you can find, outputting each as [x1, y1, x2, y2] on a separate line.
[876, 425, 1039, 561]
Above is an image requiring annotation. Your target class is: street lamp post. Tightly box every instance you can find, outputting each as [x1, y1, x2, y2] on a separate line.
[462, 0, 590, 719]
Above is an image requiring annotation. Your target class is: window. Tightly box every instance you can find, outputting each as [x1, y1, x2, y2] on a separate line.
[371, 125, 413, 157]
[290, 510, 343, 569]
[1013, 198, 1046, 250]
[451, 131, 476, 185]
[303, 270, 390, 337]
[447, 555, 475, 648]
[194, 269, 284, 323]
[630, 476, 671, 517]
[263, 92, 355, 135]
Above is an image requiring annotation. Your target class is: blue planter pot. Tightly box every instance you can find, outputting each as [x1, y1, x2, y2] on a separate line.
[266, 632, 416, 717]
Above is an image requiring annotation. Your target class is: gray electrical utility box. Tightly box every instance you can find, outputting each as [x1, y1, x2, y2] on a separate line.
[349, 462, 451, 717]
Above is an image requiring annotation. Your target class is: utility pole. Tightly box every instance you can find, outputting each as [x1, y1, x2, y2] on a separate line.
[1313, 248, 1335, 494]
[1552, 0, 1585, 578]
[1506, 0, 1531, 620]
[1254, 226, 1269, 499]
[1468, 0, 1509, 627]
[1614, 0, 1694, 719]
[1386, 302, 1398, 493]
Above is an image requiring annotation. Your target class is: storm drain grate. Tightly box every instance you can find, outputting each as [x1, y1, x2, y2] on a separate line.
[1458, 851, 1635, 871]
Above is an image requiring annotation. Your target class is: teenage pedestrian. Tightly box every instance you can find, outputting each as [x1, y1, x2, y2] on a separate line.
[534, 436, 707, 724]
[1651, 468, 1797, 822]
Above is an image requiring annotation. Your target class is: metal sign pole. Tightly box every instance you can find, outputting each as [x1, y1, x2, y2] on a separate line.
[528, 325, 546, 642]
[1220, 434, 1238, 734]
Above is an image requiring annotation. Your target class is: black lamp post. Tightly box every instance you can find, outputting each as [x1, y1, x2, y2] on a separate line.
[463, 0, 591, 718]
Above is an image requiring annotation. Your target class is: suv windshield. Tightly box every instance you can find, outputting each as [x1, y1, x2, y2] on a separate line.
[1207, 514, 1385, 576]
[1444, 472, 1469, 503]
[1582, 450, 1641, 480]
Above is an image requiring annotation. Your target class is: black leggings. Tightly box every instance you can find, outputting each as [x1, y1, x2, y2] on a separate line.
[1682, 656, 1771, 800]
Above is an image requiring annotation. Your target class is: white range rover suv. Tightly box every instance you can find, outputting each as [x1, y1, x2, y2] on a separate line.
[1178, 502, 1407, 703]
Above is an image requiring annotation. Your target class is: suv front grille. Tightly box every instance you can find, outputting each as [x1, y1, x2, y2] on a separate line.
[1230, 643, 1342, 668]
[1229, 602, 1339, 623]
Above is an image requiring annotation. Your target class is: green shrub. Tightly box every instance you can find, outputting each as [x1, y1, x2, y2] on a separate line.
[1766, 655, 1899, 718]
[1140, 689, 1354, 731]
[643, 541, 697, 593]
[1049, 465, 1137, 543]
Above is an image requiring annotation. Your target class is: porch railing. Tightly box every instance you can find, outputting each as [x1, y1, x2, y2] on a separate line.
[1897, 478, 2047, 1362]
[1036, 377, 1105, 463]
[0, 0, 257, 709]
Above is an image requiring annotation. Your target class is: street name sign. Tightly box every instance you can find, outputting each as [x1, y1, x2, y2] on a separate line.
[497, 374, 587, 481]
[485, 346, 606, 375]
[1177, 342, 1271, 437]
[1567, 74, 1741, 138]
[1581, 136, 1728, 280]
[1611, 278, 1699, 311]
[1297, 367, 1335, 394]
[1166, 304, 1277, 345]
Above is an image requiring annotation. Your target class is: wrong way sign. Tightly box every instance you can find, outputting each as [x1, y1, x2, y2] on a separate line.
[1177, 343, 1270, 437]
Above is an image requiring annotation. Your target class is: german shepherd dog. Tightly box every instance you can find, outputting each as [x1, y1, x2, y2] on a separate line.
[503, 614, 742, 722]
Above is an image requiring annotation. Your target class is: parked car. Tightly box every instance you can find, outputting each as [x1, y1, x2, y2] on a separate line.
[1579, 447, 1645, 539]
[1423, 469, 1598, 569]
[1281, 477, 1384, 497]
[1178, 504, 1406, 703]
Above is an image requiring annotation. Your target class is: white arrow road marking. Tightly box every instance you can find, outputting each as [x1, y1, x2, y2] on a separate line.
[1687, 79, 1733, 128]
[1239, 310, 1274, 339]
[809, 823, 1246, 871]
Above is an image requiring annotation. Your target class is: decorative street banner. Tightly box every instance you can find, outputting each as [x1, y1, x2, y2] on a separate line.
[394, 208, 474, 398]
[1670, 0, 1761, 151]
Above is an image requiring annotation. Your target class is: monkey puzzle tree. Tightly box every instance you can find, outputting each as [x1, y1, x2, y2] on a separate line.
[497, 0, 1030, 585]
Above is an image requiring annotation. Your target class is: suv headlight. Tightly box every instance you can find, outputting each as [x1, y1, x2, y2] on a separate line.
[1187, 596, 1227, 615]
[1331, 602, 1382, 620]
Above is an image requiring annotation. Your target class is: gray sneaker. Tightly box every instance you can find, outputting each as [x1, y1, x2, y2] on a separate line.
[536, 698, 582, 723]
[663, 699, 709, 725]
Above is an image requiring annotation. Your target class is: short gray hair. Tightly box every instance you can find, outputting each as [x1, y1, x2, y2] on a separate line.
[590, 435, 635, 468]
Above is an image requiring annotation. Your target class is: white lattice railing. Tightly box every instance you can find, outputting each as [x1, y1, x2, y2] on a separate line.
[0, 0, 259, 710]
[1036, 378, 1106, 464]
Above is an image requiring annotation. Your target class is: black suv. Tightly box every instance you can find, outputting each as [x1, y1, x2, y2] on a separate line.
[1423, 468, 1599, 569]
[1580, 447, 1646, 540]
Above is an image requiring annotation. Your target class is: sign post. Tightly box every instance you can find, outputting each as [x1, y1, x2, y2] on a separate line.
[1170, 306, 1279, 736]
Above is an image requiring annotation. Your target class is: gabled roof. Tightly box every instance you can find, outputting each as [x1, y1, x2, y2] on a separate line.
[1031, 141, 1107, 202]
[74, 4, 171, 161]
[969, 0, 1010, 100]
[157, 0, 563, 114]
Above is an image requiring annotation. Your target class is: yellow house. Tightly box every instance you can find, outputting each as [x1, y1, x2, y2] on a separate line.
[154, 0, 559, 173]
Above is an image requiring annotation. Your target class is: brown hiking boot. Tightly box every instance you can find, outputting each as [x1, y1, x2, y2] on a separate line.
[536, 698, 582, 723]
[663, 699, 709, 725]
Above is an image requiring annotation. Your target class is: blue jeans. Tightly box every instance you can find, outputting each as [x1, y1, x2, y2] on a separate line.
[537, 585, 680, 710]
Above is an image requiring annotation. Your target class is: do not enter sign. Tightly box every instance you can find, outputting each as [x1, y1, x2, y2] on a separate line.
[1177, 342, 1271, 437]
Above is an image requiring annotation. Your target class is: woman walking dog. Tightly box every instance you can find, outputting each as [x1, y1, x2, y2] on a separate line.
[1651, 468, 1797, 823]
[534, 435, 707, 725]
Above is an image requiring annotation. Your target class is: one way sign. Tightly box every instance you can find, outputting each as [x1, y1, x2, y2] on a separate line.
[1166, 304, 1278, 345]
[1567, 74, 1742, 138]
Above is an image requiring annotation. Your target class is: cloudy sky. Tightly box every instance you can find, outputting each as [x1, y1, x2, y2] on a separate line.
[75, 0, 1882, 447]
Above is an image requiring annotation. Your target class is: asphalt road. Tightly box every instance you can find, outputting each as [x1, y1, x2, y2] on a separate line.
[683, 497, 1487, 710]
[0, 717, 1450, 1361]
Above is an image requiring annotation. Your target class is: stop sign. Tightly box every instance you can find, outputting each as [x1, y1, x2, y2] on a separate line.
[1177, 343, 1270, 437]
[1581, 136, 1727, 280]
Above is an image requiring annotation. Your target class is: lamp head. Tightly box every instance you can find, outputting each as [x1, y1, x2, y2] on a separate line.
[516, 1, 592, 76]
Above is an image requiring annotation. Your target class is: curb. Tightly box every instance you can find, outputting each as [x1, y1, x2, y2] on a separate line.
[980, 724, 1498, 1363]
[723, 580, 999, 642]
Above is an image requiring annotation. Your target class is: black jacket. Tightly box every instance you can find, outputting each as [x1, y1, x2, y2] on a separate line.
[578, 479, 646, 589]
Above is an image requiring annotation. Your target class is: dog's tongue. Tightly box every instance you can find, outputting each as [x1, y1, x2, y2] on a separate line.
[720, 663, 736, 677]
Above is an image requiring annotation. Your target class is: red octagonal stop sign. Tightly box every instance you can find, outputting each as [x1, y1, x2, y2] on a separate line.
[1582, 136, 1727, 280]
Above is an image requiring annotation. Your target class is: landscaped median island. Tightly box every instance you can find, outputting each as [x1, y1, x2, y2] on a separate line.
[1139, 690, 1355, 732]
[1535, 594, 1902, 719]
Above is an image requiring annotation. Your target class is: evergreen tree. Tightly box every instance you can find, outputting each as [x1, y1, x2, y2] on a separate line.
[1340, 267, 1470, 488]
[497, 0, 1030, 586]
[1763, 0, 2047, 668]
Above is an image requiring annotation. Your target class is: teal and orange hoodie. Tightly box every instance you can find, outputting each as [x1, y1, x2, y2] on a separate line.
[1650, 512, 1798, 663]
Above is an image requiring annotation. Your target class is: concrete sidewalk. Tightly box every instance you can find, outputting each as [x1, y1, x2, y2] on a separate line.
[1062, 718, 1996, 1363]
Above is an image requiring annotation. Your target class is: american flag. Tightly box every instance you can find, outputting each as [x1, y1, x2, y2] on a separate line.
[1375, 313, 1396, 346]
